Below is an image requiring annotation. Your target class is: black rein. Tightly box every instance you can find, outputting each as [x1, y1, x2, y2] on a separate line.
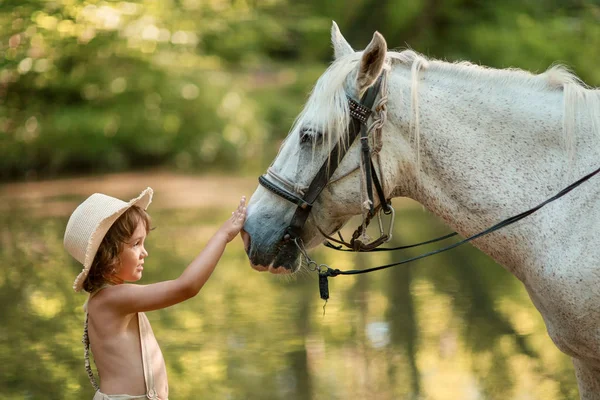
[314, 164, 600, 299]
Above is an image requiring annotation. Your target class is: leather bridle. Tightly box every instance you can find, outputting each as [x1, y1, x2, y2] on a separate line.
[258, 70, 600, 302]
[258, 74, 393, 250]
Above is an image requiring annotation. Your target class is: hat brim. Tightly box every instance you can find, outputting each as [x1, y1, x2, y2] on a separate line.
[72, 187, 153, 292]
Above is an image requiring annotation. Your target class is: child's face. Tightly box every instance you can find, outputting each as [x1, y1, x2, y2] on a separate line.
[115, 219, 148, 282]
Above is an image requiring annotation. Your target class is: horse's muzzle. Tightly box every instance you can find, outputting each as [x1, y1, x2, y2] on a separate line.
[241, 228, 301, 273]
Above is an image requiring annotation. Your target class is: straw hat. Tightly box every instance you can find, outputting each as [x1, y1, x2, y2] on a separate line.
[64, 187, 153, 292]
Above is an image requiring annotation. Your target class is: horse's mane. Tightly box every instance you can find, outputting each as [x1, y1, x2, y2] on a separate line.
[391, 50, 589, 89]
[292, 49, 599, 163]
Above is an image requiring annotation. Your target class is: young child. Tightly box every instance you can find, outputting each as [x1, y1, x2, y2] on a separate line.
[64, 187, 246, 400]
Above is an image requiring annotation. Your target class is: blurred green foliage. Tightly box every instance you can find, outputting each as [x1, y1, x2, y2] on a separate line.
[1, 0, 598, 180]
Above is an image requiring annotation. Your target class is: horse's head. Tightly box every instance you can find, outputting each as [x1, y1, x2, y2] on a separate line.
[242, 23, 396, 273]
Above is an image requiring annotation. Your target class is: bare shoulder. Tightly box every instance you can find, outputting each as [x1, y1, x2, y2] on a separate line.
[88, 285, 139, 315]
[86, 290, 138, 339]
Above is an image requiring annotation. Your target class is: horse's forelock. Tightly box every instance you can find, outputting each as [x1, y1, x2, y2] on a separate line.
[291, 53, 363, 150]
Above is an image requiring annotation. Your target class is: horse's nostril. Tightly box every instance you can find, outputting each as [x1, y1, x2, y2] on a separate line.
[240, 229, 251, 254]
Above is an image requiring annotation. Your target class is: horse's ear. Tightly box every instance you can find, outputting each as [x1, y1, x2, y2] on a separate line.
[357, 31, 387, 94]
[331, 21, 354, 59]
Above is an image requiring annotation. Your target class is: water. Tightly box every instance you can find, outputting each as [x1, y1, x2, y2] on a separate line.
[0, 174, 578, 400]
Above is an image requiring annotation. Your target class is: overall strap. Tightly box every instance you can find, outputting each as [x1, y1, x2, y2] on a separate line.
[138, 313, 158, 399]
[82, 286, 111, 392]
[83, 313, 100, 391]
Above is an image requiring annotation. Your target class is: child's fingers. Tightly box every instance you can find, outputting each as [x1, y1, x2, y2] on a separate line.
[229, 197, 247, 224]
[236, 207, 246, 219]
[235, 197, 246, 214]
[235, 207, 246, 224]
[234, 198, 244, 212]
[231, 206, 246, 224]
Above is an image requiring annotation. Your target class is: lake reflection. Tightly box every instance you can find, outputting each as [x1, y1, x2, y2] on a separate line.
[0, 175, 579, 400]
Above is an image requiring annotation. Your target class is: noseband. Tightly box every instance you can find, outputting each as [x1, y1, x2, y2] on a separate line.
[258, 74, 392, 250]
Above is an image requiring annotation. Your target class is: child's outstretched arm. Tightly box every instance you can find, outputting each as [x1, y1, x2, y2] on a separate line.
[176, 196, 247, 296]
[101, 197, 247, 314]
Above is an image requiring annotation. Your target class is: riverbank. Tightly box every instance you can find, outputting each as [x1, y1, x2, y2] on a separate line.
[0, 171, 259, 217]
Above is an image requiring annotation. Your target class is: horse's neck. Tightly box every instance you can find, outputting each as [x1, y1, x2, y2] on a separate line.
[385, 66, 598, 279]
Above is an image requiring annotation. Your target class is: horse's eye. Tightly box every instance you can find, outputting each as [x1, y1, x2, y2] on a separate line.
[299, 128, 323, 144]
[300, 131, 311, 143]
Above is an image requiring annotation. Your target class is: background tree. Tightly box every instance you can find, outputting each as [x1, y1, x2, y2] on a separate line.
[1, 0, 598, 180]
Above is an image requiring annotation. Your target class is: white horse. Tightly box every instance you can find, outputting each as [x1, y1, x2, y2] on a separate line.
[241, 22, 600, 398]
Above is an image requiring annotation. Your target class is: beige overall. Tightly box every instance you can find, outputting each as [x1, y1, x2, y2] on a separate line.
[84, 290, 164, 399]
[91, 314, 160, 400]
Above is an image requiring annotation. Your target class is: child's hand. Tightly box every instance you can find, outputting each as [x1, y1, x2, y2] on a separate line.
[219, 196, 247, 243]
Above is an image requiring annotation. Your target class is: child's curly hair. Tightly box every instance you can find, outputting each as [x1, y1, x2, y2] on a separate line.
[83, 205, 151, 293]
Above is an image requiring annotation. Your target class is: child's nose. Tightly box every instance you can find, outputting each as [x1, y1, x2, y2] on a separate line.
[141, 247, 148, 258]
